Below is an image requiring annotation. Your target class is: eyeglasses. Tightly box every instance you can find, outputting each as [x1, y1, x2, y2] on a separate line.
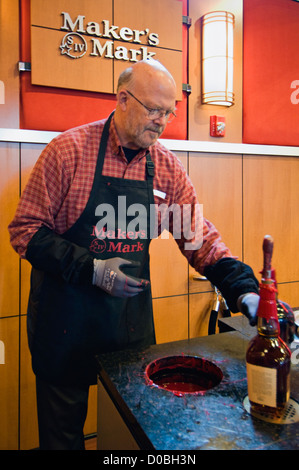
[126, 90, 176, 123]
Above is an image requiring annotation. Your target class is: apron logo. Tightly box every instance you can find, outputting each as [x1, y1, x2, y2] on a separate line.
[90, 226, 145, 254]
[90, 196, 204, 254]
[89, 238, 107, 254]
[89, 227, 145, 254]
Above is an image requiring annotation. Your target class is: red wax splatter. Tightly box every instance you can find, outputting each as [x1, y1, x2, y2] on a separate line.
[145, 355, 223, 396]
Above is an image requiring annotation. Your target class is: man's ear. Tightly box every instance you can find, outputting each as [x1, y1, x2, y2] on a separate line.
[117, 90, 128, 110]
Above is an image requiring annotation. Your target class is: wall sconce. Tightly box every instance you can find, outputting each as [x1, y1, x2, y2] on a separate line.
[201, 11, 235, 107]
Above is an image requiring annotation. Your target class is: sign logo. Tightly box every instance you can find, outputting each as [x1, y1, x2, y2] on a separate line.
[60, 32, 87, 59]
[59, 12, 159, 62]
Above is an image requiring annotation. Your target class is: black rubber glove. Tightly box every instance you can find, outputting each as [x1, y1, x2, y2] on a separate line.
[204, 257, 259, 313]
[237, 293, 260, 326]
[93, 257, 150, 298]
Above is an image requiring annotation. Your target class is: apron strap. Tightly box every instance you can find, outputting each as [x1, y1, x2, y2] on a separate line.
[95, 111, 115, 176]
[145, 151, 155, 178]
[145, 152, 155, 219]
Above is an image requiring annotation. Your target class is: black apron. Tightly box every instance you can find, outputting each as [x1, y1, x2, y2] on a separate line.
[29, 113, 156, 385]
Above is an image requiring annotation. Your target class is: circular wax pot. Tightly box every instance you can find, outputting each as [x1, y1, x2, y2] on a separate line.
[145, 355, 223, 396]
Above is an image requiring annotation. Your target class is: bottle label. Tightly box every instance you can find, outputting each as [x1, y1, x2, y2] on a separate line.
[246, 363, 277, 407]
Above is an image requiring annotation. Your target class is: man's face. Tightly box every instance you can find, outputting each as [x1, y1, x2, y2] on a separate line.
[119, 71, 176, 149]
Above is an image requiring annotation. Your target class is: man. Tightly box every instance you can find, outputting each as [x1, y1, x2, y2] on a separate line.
[8, 59, 259, 449]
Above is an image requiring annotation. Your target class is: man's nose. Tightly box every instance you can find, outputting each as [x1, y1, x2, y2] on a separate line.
[153, 113, 168, 125]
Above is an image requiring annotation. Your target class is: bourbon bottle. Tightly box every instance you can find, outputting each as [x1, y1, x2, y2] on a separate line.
[246, 236, 291, 417]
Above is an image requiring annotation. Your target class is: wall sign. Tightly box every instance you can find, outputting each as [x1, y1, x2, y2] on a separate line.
[30, 0, 182, 99]
[59, 13, 159, 61]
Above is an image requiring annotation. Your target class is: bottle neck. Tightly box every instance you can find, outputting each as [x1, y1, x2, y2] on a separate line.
[257, 316, 280, 337]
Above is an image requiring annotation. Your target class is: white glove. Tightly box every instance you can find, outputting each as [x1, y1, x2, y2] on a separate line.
[237, 292, 260, 326]
[92, 257, 150, 298]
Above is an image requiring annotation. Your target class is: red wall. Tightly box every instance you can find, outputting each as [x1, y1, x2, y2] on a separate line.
[19, 0, 188, 139]
[243, 0, 299, 147]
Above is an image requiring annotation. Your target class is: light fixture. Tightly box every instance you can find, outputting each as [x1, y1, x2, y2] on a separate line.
[201, 11, 235, 107]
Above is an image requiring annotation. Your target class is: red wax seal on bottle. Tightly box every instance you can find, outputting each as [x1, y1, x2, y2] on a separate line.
[257, 282, 278, 320]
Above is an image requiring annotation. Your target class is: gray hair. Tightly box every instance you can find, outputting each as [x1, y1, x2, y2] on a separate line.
[117, 67, 134, 92]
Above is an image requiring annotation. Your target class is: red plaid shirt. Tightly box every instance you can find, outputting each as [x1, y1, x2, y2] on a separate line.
[9, 116, 232, 273]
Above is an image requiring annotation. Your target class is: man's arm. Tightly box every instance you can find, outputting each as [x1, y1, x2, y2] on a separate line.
[26, 225, 94, 284]
[8, 138, 72, 258]
[203, 257, 259, 313]
[8, 137, 95, 284]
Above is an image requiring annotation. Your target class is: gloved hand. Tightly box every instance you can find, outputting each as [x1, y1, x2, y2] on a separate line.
[237, 293, 260, 326]
[92, 257, 150, 298]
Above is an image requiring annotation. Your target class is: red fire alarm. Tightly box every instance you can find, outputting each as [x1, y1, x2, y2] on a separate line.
[210, 115, 226, 137]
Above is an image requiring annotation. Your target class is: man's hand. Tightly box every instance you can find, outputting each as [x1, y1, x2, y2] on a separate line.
[237, 293, 260, 326]
[92, 257, 150, 298]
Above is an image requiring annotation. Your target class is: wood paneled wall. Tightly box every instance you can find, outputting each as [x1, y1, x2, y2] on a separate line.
[1, 141, 299, 449]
